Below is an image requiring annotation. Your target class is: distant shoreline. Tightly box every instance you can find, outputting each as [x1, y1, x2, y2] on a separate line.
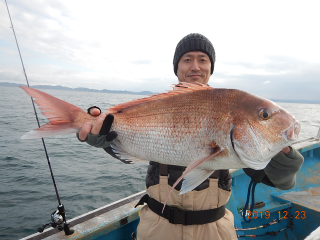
[0, 81, 153, 96]
[1, 81, 320, 104]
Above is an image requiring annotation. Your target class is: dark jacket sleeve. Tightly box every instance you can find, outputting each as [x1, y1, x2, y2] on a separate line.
[263, 146, 304, 190]
[244, 146, 304, 190]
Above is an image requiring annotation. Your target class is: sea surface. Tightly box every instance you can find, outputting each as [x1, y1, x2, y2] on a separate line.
[1, 86, 320, 240]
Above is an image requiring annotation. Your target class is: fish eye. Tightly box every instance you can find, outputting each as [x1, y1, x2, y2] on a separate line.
[259, 109, 271, 120]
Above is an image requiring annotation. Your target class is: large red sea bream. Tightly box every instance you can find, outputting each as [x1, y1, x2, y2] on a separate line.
[20, 82, 300, 196]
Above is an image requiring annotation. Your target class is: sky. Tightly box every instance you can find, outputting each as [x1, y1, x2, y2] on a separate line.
[0, 0, 319, 100]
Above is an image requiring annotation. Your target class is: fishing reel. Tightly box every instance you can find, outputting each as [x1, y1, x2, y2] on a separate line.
[38, 204, 74, 235]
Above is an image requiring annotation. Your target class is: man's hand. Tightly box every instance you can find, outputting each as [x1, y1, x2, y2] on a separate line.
[78, 113, 107, 141]
[77, 107, 117, 148]
[88, 107, 101, 116]
[281, 147, 291, 155]
[273, 146, 290, 157]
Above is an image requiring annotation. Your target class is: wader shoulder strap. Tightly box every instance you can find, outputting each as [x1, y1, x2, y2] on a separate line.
[210, 170, 220, 179]
[159, 163, 168, 176]
[135, 194, 225, 225]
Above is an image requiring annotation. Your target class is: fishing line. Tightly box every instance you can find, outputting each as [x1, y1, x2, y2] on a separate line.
[5, 0, 73, 235]
[5, 0, 62, 207]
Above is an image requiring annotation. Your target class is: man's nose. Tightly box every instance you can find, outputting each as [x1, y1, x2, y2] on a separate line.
[191, 60, 200, 71]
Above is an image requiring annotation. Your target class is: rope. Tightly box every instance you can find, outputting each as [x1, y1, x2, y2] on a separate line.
[237, 215, 294, 238]
[243, 179, 257, 223]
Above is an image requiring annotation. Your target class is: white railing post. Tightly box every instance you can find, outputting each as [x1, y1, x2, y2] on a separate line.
[316, 127, 320, 140]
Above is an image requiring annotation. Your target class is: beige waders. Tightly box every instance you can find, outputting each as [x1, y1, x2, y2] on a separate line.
[137, 175, 238, 240]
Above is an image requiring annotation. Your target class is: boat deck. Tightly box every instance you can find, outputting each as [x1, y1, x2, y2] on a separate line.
[280, 186, 320, 211]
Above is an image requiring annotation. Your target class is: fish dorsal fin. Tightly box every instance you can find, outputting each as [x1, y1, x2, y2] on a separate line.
[107, 82, 213, 114]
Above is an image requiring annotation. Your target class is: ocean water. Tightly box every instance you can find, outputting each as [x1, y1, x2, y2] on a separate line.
[1, 86, 319, 240]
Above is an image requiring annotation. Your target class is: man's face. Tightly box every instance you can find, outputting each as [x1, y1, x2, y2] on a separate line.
[177, 51, 211, 85]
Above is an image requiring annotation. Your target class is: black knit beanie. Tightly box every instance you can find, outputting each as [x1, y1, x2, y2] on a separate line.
[173, 33, 215, 76]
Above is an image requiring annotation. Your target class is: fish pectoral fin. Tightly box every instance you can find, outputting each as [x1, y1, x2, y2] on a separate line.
[109, 140, 148, 164]
[180, 169, 215, 195]
[161, 147, 222, 212]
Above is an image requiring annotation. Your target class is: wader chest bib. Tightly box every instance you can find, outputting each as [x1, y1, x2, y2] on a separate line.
[137, 167, 238, 240]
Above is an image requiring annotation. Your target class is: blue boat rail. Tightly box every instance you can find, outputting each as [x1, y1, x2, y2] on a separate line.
[21, 128, 320, 240]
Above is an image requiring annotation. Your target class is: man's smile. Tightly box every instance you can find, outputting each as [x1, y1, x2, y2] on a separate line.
[187, 73, 203, 77]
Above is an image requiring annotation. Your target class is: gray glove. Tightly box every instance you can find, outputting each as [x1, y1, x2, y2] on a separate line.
[77, 113, 117, 148]
[264, 147, 304, 190]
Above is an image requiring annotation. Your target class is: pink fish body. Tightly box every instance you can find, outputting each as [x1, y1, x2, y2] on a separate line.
[20, 83, 300, 195]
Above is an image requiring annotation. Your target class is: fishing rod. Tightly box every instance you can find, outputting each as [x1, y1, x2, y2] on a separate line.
[4, 0, 74, 235]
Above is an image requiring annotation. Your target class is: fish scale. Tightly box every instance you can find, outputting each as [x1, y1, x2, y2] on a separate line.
[111, 97, 214, 165]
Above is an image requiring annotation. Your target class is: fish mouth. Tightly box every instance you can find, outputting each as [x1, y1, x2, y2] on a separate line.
[282, 122, 301, 141]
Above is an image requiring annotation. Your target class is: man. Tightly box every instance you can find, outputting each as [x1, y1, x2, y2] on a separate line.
[78, 33, 304, 240]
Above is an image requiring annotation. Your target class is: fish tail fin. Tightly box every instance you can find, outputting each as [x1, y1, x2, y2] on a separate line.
[20, 86, 85, 139]
[21, 123, 79, 139]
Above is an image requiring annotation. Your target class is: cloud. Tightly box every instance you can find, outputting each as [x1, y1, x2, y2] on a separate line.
[131, 60, 153, 65]
[212, 61, 320, 100]
[220, 55, 308, 75]
[0, 70, 25, 82]
[1, 1, 320, 100]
